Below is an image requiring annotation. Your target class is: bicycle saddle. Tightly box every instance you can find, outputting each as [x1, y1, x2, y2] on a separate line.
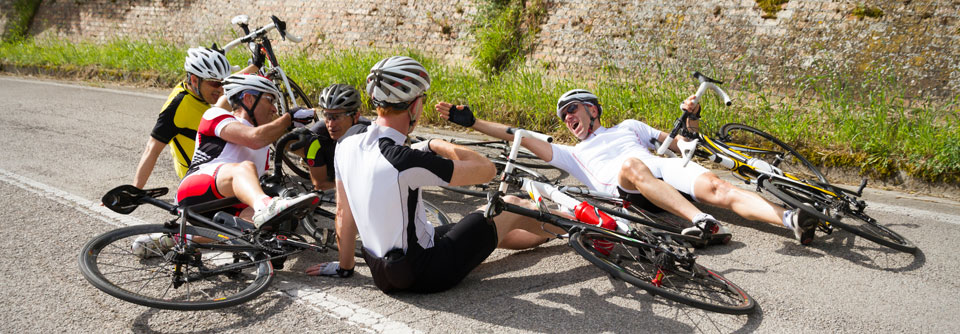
[101, 185, 168, 214]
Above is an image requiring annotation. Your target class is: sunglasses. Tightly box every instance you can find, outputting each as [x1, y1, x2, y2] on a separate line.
[203, 79, 223, 88]
[560, 101, 592, 116]
[321, 110, 357, 121]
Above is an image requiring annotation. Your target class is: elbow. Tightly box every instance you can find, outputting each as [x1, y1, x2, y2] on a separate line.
[479, 159, 496, 182]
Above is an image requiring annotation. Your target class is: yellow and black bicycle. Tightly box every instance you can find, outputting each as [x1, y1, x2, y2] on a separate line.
[656, 72, 917, 253]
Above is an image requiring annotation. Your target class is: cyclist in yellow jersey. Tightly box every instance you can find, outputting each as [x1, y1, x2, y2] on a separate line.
[132, 47, 263, 188]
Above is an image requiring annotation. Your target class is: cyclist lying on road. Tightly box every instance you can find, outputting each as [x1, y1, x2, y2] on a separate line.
[435, 89, 818, 245]
[304, 56, 563, 291]
[287, 84, 372, 191]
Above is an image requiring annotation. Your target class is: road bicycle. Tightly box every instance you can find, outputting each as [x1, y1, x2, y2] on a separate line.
[79, 184, 322, 311]
[655, 71, 917, 253]
[482, 128, 756, 314]
[224, 14, 316, 180]
[409, 135, 563, 198]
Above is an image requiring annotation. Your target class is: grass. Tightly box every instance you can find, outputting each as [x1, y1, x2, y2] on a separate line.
[1, 37, 957, 184]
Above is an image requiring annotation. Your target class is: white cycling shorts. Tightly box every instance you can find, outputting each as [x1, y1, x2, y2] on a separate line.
[618, 156, 709, 202]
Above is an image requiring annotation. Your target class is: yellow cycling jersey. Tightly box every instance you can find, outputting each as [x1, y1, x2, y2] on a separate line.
[149, 81, 210, 179]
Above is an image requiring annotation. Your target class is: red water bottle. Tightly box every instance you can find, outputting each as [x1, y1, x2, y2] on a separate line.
[574, 201, 616, 255]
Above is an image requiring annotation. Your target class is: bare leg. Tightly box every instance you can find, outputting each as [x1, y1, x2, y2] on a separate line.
[214, 161, 269, 207]
[491, 196, 566, 249]
[692, 173, 785, 226]
[618, 157, 702, 222]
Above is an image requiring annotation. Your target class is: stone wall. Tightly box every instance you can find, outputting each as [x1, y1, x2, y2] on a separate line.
[20, 0, 960, 98]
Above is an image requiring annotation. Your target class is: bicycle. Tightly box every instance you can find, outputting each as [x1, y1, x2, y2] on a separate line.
[482, 128, 756, 314]
[655, 71, 917, 253]
[80, 184, 323, 311]
[224, 14, 316, 180]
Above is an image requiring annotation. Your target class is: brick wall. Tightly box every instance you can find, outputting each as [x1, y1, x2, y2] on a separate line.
[22, 0, 960, 98]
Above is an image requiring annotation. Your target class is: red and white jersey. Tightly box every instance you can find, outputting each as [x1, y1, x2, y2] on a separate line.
[186, 107, 270, 177]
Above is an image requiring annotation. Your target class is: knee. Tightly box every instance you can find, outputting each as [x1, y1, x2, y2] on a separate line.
[701, 175, 734, 203]
[621, 158, 652, 183]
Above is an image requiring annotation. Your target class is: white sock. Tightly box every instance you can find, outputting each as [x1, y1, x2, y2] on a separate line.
[782, 210, 795, 229]
[692, 213, 714, 224]
[253, 196, 272, 212]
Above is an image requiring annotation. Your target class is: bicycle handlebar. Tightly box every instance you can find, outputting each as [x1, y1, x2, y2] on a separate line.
[222, 15, 302, 53]
[655, 71, 732, 157]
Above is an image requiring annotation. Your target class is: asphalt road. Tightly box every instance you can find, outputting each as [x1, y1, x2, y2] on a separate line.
[1, 75, 958, 333]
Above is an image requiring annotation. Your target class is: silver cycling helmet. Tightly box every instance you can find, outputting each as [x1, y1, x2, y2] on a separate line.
[319, 84, 361, 111]
[556, 89, 602, 119]
[184, 47, 231, 80]
[222, 74, 281, 103]
[365, 56, 431, 106]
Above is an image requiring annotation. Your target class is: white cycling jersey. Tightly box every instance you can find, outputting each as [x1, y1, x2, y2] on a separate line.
[549, 119, 707, 198]
[334, 123, 454, 258]
[187, 107, 270, 176]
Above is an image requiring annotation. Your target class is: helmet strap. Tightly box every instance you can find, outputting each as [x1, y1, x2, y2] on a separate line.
[239, 93, 263, 127]
[189, 75, 208, 103]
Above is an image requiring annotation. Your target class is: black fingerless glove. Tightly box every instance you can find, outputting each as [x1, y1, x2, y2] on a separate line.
[449, 105, 476, 127]
[289, 127, 316, 151]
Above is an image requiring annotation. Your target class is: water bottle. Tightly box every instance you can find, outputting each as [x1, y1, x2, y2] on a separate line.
[574, 202, 616, 255]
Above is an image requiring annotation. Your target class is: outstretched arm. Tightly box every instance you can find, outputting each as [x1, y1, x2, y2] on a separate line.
[132, 137, 166, 189]
[435, 102, 554, 162]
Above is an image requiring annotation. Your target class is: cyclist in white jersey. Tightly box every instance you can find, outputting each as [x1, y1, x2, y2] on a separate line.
[175, 74, 319, 228]
[304, 56, 563, 290]
[435, 89, 818, 245]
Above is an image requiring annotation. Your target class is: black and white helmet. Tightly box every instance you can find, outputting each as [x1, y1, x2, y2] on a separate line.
[365, 56, 431, 105]
[184, 47, 230, 80]
[556, 89, 602, 119]
[319, 84, 361, 111]
[222, 74, 281, 102]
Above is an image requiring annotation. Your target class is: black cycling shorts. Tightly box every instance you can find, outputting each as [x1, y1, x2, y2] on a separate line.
[363, 212, 498, 294]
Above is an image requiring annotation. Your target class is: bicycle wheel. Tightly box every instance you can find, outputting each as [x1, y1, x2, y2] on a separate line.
[275, 76, 315, 179]
[79, 224, 274, 310]
[440, 159, 551, 198]
[569, 230, 755, 314]
[762, 178, 917, 253]
[717, 123, 826, 183]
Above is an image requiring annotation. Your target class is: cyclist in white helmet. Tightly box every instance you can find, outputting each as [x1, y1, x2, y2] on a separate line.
[131, 46, 265, 189]
[436, 89, 819, 246]
[305, 56, 563, 290]
[287, 83, 372, 190]
[174, 73, 319, 228]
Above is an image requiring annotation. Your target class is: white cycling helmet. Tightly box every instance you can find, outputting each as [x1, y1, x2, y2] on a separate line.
[319, 84, 361, 111]
[184, 47, 230, 80]
[556, 89, 602, 119]
[365, 56, 431, 106]
[222, 74, 281, 102]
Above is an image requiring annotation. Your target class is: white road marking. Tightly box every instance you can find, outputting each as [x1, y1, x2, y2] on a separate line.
[0, 167, 420, 334]
[867, 202, 960, 226]
[0, 76, 166, 100]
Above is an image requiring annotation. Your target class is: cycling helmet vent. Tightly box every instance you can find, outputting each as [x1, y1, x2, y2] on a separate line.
[557, 89, 601, 119]
[184, 47, 230, 80]
[222, 74, 281, 102]
[319, 84, 361, 111]
[365, 56, 431, 105]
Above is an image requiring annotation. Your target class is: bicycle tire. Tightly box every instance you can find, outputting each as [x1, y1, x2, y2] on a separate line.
[440, 159, 551, 198]
[717, 123, 826, 183]
[761, 178, 916, 253]
[301, 199, 452, 257]
[79, 224, 274, 310]
[569, 230, 755, 314]
[275, 76, 315, 180]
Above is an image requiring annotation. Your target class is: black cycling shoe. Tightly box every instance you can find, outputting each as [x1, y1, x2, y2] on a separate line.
[790, 209, 818, 245]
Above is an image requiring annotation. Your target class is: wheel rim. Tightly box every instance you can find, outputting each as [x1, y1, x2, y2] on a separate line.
[719, 123, 826, 183]
[80, 225, 273, 310]
[572, 231, 754, 314]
